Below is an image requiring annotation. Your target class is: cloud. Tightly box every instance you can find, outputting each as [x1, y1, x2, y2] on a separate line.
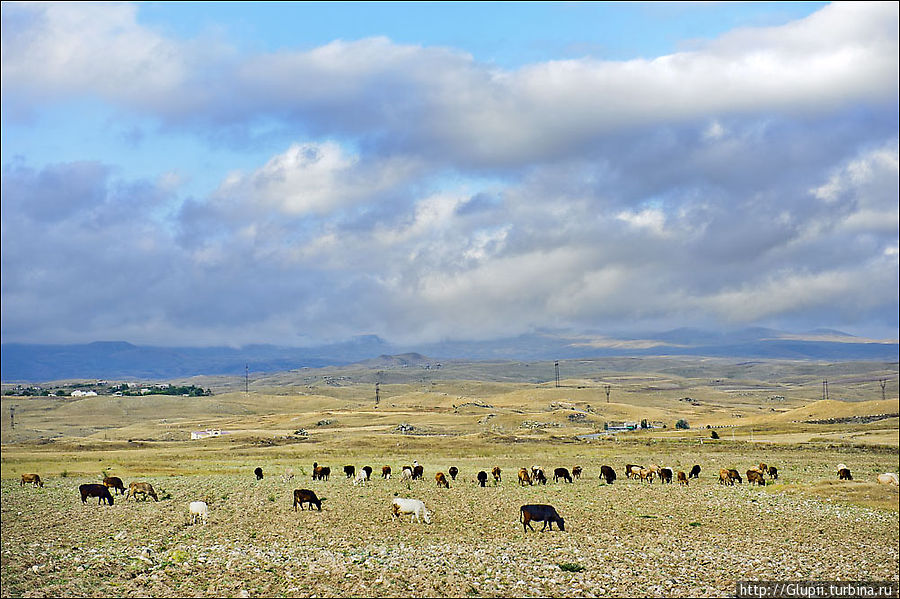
[2, 3, 898, 346]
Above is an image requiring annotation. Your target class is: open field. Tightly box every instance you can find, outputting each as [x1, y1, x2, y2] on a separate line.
[2, 358, 898, 597]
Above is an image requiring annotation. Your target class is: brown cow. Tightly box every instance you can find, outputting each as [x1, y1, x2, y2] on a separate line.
[838, 468, 853, 480]
[518, 468, 533, 486]
[492, 466, 502, 484]
[103, 476, 126, 495]
[126, 481, 158, 501]
[747, 469, 765, 486]
[677, 471, 688, 485]
[639, 468, 654, 484]
[625, 464, 642, 479]
[382, 465, 392, 479]
[572, 465, 583, 480]
[293, 489, 325, 511]
[20, 474, 43, 488]
[435, 472, 450, 489]
[658, 467, 674, 484]
[80, 484, 113, 505]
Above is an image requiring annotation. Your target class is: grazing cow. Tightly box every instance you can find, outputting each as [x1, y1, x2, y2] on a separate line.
[533, 468, 548, 485]
[126, 482, 159, 501]
[382, 465, 392, 479]
[599, 465, 616, 484]
[767, 466, 778, 480]
[572, 465, 583, 480]
[477, 471, 488, 487]
[639, 468, 655, 484]
[728, 469, 743, 484]
[758, 463, 769, 476]
[676, 471, 688, 485]
[876, 473, 899, 486]
[254, 467, 264, 481]
[658, 467, 674, 484]
[293, 489, 325, 511]
[312, 463, 331, 481]
[838, 468, 853, 480]
[401, 467, 413, 483]
[492, 466, 502, 484]
[689, 465, 701, 479]
[189, 501, 208, 525]
[625, 464, 643, 479]
[80, 484, 114, 505]
[554, 468, 573, 483]
[353, 470, 368, 486]
[719, 468, 732, 485]
[747, 469, 766, 486]
[518, 468, 533, 486]
[21, 473, 43, 488]
[391, 498, 432, 524]
[412, 465, 424, 480]
[362, 466, 373, 480]
[435, 472, 450, 489]
[448, 466, 459, 481]
[343, 465, 356, 479]
[520, 504, 565, 532]
[103, 476, 126, 495]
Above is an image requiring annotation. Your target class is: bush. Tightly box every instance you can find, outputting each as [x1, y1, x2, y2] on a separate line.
[675, 419, 690, 430]
[710, 430, 720, 439]
[558, 563, 585, 572]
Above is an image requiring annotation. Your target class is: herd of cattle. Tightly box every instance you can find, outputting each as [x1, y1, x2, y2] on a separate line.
[17, 462, 899, 532]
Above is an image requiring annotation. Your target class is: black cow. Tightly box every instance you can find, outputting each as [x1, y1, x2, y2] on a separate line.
[254, 467, 264, 480]
[80, 484, 114, 505]
[344, 465, 356, 479]
[448, 466, 459, 480]
[599, 465, 617, 484]
[689, 465, 701, 479]
[362, 466, 373, 480]
[659, 467, 674, 484]
[477, 471, 488, 487]
[103, 476, 126, 495]
[553, 467, 573, 483]
[293, 489, 326, 511]
[520, 504, 565, 532]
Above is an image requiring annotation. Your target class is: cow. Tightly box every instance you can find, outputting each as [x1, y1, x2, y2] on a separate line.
[676, 471, 688, 485]
[80, 484, 113, 505]
[293, 489, 325, 511]
[343, 465, 356, 479]
[625, 464, 642, 479]
[689, 465, 701, 479]
[412, 462, 424, 480]
[492, 466, 502, 484]
[382, 465, 392, 479]
[518, 468, 533, 486]
[838, 468, 853, 480]
[312, 463, 331, 481]
[448, 466, 459, 481]
[520, 504, 565, 532]
[599, 465, 616, 484]
[658, 467, 674, 484]
[554, 467, 573, 483]
[767, 466, 779, 480]
[747, 469, 766, 486]
[532, 468, 547, 485]
[126, 482, 158, 501]
[20, 474, 44, 488]
[477, 471, 488, 487]
[189, 501, 208, 525]
[391, 498, 431, 524]
[254, 467, 264, 480]
[362, 466, 373, 480]
[639, 468, 655, 484]
[572, 465, 583, 480]
[728, 469, 743, 484]
[435, 472, 450, 489]
[876, 473, 899, 486]
[103, 476, 126, 495]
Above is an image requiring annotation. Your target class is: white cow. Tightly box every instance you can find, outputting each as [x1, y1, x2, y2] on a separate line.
[189, 501, 209, 525]
[391, 497, 431, 524]
[876, 473, 899, 486]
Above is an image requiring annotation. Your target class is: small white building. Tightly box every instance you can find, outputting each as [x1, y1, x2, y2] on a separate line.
[191, 429, 226, 440]
[70, 390, 98, 397]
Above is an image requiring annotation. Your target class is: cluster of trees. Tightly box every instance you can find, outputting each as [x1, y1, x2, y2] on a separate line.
[4, 384, 211, 397]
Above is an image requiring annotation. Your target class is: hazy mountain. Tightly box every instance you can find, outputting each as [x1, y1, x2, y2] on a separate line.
[2, 328, 897, 382]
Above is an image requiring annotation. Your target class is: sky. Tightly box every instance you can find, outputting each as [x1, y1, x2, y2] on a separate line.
[1, 2, 898, 347]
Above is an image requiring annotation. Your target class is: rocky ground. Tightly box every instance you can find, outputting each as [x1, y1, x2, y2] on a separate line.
[3, 461, 898, 598]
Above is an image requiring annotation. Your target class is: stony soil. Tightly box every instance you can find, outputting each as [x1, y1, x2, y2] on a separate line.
[3, 461, 898, 598]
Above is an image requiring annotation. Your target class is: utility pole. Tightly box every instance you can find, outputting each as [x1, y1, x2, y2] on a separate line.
[822, 379, 829, 401]
[880, 379, 887, 401]
[9, 405, 16, 429]
[375, 382, 380, 407]
[605, 385, 611, 404]
[245, 364, 249, 395]
[554, 361, 560, 388]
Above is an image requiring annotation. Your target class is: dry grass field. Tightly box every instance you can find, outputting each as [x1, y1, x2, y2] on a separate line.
[2, 358, 898, 597]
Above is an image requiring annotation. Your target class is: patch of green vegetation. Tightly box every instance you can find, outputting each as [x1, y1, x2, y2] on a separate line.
[689, 521, 702, 527]
[558, 563, 585, 573]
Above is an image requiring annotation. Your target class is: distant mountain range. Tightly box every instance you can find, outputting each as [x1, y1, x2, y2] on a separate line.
[2, 328, 897, 382]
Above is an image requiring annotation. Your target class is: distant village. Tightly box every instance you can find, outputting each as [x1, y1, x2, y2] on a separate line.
[3, 380, 212, 397]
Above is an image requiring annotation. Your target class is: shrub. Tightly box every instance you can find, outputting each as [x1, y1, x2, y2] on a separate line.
[675, 419, 690, 430]
[710, 430, 720, 439]
[558, 563, 585, 572]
